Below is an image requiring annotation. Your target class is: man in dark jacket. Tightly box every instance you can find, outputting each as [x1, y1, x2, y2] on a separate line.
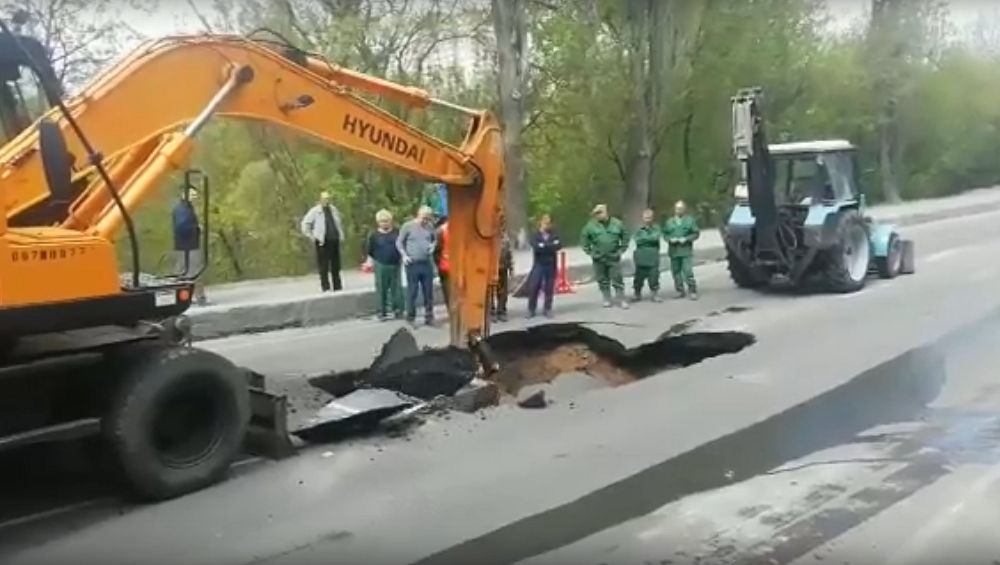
[172, 187, 207, 305]
[527, 214, 562, 318]
[367, 209, 403, 320]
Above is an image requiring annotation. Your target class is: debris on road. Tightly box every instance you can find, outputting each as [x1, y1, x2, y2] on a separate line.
[292, 388, 421, 443]
[517, 388, 548, 409]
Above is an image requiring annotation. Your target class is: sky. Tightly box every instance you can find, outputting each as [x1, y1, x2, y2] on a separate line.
[116, 0, 997, 48]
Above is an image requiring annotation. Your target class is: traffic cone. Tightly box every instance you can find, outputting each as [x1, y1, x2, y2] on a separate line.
[555, 250, 575, 294]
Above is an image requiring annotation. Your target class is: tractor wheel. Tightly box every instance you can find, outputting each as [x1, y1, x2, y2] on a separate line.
[876, 232, 903, 279]
[726, 247, 767, 289]
[822, 210, 870, 293]
[103, 345, 249, 501]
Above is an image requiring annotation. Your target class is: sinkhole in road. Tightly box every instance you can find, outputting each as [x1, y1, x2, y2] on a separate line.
[306, 324, 756, 413]
[485, 324, 756, 403]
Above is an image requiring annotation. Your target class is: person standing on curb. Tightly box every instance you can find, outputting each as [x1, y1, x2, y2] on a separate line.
[172, 186, 208, 305]
[300, 190, 346, 292]
[527, 213, 562, 318]
[581, 204, 629, 309]
[367, 209, 404, 321]
[492, 217, 514, 322]
[663, 199, 700, 300]
[397, 205, 437, 325]
[631, 208, 662, 302]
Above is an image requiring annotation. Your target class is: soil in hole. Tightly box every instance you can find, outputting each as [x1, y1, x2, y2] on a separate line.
[486, 323, 756, 399]
[493, 343, 634, 397]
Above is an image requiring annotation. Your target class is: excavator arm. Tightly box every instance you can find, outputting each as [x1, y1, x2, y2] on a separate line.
[0, 34, 504, 348]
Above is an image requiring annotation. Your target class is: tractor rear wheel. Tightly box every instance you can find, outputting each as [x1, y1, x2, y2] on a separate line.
[876, 232, 903, 279]
[726, 247, 768, 289]
[822, 210, 870, 293]
[103, 345, 250, 501]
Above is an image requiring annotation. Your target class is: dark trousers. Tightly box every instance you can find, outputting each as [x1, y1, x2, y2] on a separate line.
[439, 271, 450, 309]
[406, 260, 434, 320]
[374, 262, 404, 316]
[315, 240, 342, 291]
[528, 263, 556, 314]
[492, 269, 509, 315]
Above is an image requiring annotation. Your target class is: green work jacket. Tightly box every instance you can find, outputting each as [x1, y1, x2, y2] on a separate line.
[663, 215, 700, 258]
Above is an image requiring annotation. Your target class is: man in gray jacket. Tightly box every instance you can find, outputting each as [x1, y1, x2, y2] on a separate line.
[301, 191, 346, 292]
[396, 205, 437, 325]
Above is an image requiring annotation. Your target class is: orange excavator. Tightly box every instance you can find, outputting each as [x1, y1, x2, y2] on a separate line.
[0, 28, 503, 500]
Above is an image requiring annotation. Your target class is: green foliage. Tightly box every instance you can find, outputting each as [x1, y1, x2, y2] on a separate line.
[100, 0, 1000, 280]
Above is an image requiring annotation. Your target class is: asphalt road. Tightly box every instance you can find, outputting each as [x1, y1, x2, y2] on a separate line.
[6, 207, 1000, 564]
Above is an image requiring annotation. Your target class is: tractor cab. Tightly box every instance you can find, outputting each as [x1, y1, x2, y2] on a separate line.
[767, 140, 861, 208]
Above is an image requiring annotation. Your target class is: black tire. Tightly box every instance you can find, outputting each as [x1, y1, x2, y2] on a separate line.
[821, 210, 870, 293]
[103, 345, 250, 501]
[876, 233, 902, 279]
[726, 247, 767, 289]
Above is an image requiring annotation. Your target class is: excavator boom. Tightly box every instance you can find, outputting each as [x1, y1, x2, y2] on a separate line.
[0, 33, 504, 348]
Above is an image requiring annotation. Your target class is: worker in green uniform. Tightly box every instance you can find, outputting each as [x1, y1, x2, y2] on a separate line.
[663, 199, 700, 300]
[581, 204, 630, 309]
[631, 208, 663, 302]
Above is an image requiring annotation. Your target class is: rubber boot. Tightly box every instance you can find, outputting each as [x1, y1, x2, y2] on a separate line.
[617, 289, 630, 309]
[602, 290, 613, 308]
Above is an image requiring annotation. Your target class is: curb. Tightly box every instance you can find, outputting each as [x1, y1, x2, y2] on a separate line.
[188, 201, 991, 340]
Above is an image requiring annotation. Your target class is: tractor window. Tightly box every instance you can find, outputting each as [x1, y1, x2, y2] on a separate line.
[773, 156, 824, 205]
[0, 63, 48, 144]
[821, 152, 858, 201]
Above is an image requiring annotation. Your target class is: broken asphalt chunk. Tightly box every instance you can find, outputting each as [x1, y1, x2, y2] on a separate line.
[517, 387, 548, 409]
[292, 388, 420, 443]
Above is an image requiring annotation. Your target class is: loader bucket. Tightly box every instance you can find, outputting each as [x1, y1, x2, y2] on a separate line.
[243, 371, 297, 459]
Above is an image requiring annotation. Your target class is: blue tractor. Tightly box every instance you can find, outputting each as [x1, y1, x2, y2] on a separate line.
[722, 87, 914, 293]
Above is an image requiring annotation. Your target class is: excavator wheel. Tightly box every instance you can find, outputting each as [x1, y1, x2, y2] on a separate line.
[103, 344, 250, 501]
[821, 210, 870, 293]
[726, 247, 768, 289]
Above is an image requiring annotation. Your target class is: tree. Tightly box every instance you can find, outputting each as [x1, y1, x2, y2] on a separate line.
[491, 0, 530, 245]
[865, 0, 948, 202]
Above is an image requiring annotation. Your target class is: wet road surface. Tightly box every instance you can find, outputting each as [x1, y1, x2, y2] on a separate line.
[5, 208, 1000, 564]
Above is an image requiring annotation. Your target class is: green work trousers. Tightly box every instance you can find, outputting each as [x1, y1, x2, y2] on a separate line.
[670, 256, 696, 293]
[374, 262, 404, 316]
[593, 259, 624, 296]
[633, 265, 660, 293]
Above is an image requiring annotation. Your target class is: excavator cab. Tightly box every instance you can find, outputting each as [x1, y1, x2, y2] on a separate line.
[0, 31, 59, 143]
